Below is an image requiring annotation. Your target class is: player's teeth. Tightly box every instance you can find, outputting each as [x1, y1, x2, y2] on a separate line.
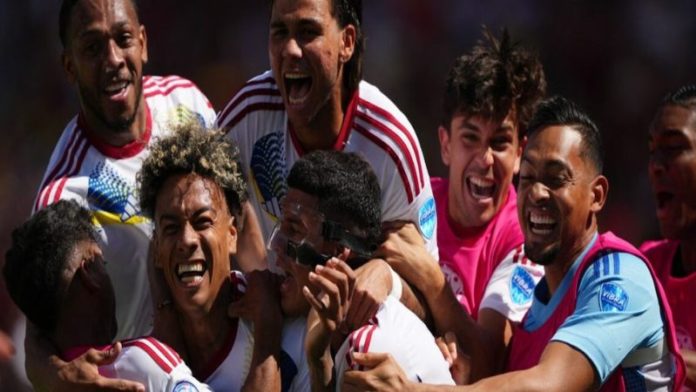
[470, 177, 493, 187]
[177, 263, 204, 275]
[530, 212, 555, 225]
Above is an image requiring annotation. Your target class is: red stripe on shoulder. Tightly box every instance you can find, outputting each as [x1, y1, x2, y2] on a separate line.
[144, 81, 195, 98]
[49, 140, 90, 206]
[361, 325, 377, 355]
[222, 102, 285, 134]
[146, 337, 181, 366]
[354, 124, 414, 202]
[34, 127, 82, 212]
[358, 98, 425, 188]
[218, 87, 281, 127]
[39, 132, 89, 210]
[127, 340, 174, 373]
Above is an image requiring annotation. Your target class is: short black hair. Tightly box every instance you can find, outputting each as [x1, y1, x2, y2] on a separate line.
[659, 84, 696, 110]
[138, 123, 247, 224]
[442, 27, 546, 135]
[287, 150, 381, 250]
[527, 96, 604, 174]
[59, 0, 140, 48]
[3, 200, 96, 333]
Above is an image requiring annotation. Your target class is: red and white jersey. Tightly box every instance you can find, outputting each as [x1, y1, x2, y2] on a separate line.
[334, 296, 454, 388]
[203, 272, 310, 392]
[63, 337, 212, 392]
[479, 245, 544, 322]
[33, 75, 216, 339]
[217, 71, 438, 266]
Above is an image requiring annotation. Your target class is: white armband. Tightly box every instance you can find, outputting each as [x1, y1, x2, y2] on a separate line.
[388, 266, 403, 300]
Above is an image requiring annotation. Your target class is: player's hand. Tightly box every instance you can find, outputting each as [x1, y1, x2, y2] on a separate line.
[228, 270, 283, 331]
[303, 258, 355, 335]
[52, 342, 145, 392]
[344, 259, 392, 331]
[436, 332, 471, 385]
[378, 221, 440, 292]
[342, 352, 413, 392]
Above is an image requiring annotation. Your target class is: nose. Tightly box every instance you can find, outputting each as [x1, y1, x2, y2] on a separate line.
[176, 223, 199, 255]
[475, 146, 494, 168]
[528, 181, 550, 204]
[648, 150, 668, 178]
[282, 37, 302, 59]
[105, 39, 125, 70]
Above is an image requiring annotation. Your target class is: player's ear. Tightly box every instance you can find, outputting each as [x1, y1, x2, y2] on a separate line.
[339, 24, 356, 64]
[139, 24, 148, 65]
[438, 126, 451, 166]
[77, 261, 99, 293]
[62, 51, 77, 85]
[227, 216, 238, 256]
[514, 135, 527, 175]
[589, 174, 608, 213]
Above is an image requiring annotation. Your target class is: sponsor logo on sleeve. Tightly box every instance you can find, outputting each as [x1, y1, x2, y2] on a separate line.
[599, 283, 628, 312]
[509, 265, 535, 305]
[173, 381, 200, 392]
[418, 197, 436, 240]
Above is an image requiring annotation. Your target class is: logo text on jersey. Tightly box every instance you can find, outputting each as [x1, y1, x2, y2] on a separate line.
[418, 197, 436, 240]
[509, 265, 535, 305]
[599, 283, 628, 312]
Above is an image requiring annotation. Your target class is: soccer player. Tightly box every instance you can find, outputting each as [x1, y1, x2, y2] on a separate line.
[4, 200, 211, 392]
[138, 123, 309, 391]
[343, 96, 685, 391]
[641, 85, 696, 389]
[27, 0, 215, 389]
[266, 150, 454, 391]
[217, 0, 438, 271]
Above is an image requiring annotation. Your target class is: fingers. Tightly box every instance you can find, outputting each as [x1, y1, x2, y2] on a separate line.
[351, 351, 391, 368]
[86, 343, 121, 366]
[313, 264, 350, 306]
[302, 285, 328, 314]
[345, 289, 379, 328]
[436, 336, 454, 366]
[95, 377, 146, 392]
[444, 331, 459, 361]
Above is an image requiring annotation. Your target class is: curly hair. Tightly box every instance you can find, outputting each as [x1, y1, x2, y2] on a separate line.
[138, 123, 247, 223]
[287, 150, 381, 248]
[442, 27, 546, 136]
[4, 200, 96, 333]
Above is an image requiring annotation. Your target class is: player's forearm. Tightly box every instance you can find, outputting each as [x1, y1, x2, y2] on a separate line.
[307, 349, 334, 392]
[399, 277, 431, 323]
[243, 327, 282, 392]
[305, 310, 335, 391]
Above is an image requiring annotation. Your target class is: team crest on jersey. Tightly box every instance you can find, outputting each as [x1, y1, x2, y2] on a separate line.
[167, 105, 206, 128]
[599, 283, 628, 312]
[677, 326, 694, 349]
[418, 197, 436, 240]
[172, 381, 199, 392]
[250, 131, 287, 220]
[88, 162, 143, 224]
[509, 265, 535, 305]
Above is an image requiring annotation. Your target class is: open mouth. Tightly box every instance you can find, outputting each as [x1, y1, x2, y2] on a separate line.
[176, 261, 207, 285]
[284, 72, 312, 105]
[528, 211, 557, 236]
[467, 177, 496, 200]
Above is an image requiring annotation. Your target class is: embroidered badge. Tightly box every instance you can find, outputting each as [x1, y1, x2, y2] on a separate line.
[599, 283, 628, 312]
[418, 197, 436, 240]
[510, 265, 535, 305]
[173, 381, 200, 392]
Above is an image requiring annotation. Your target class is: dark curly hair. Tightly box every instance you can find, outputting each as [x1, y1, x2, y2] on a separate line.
[287, 150, 381, 250]
[138, 123, 247, 224]
[527, 96, 604, 174]
[659, 84, 696, 110]
[442, 27, 546, 136]
[4, 200, 96, 333]
[59, 0, 140, 48]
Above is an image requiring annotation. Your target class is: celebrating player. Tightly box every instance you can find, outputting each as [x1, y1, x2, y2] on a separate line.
[5, 200, 211, 391]
[641, 85, 696, 389]
[344, 97, 685, 391]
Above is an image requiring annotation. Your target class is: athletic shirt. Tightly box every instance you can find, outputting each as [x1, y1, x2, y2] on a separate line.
[433, 178, 542, 319]
[217, 71, 438, 268]
[33, 76, 216, 339]
[507, 232, 685, 391]
[62, 337, 212, 392]
[641, 239, 696, 392]
[334, 296, 455, 388]
[203, 272, 310, 392]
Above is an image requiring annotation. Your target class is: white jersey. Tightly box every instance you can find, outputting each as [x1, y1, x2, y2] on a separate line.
[204, 272, 310, 392]
[335, 296, 454, 388]
[217, 71, 438, 266]
[64, 337, 212, 392]
[33, 76, 216, 339]
[478, 246, 545, 322]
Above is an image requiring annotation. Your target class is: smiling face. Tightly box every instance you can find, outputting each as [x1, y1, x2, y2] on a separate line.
[153, 174, 236, 315]
[517, 125, 606, 266]
[648, 105, 696, 240]
[439, 112, 522, 229]
[268, 0, 355, 127]
[63, 0, 148, 136]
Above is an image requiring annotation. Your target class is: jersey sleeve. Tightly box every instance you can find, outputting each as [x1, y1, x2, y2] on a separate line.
[478, 246, 544, 322]
[551, 252, 665, 382]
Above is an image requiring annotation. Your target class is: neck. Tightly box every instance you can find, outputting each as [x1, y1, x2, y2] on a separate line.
[177, 284, 233, 373]
[544, 228, 597, 296]
[679, 239, 696, 274]
[82, 97, 147, 147]
[292, 87, 349, 152]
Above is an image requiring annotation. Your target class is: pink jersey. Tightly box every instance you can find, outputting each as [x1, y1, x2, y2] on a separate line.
[641, 240, 696, 358]
[433, 177, 524, 315]
[508, 232, 685, 391]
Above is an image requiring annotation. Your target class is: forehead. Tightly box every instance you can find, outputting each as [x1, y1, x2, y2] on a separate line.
[524, 125, 584, 166]
[69, 0, 138, 36]
[155, 174, 226, 216]
[271, 0, 335, 24]
[283, 188, 320, 212]
[452, 112, 518, 134]
[650, 105, 696, 138]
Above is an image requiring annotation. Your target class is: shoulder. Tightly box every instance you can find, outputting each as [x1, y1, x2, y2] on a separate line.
[355, 80, 415, 135]
[639, 239, 676, 261]
[120, 337, 183, 374]
[216, 70, 284, 129]
[143, 75, 208, 101]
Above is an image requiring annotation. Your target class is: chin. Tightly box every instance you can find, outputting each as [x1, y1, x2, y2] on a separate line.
[524, 242, 558, 266]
